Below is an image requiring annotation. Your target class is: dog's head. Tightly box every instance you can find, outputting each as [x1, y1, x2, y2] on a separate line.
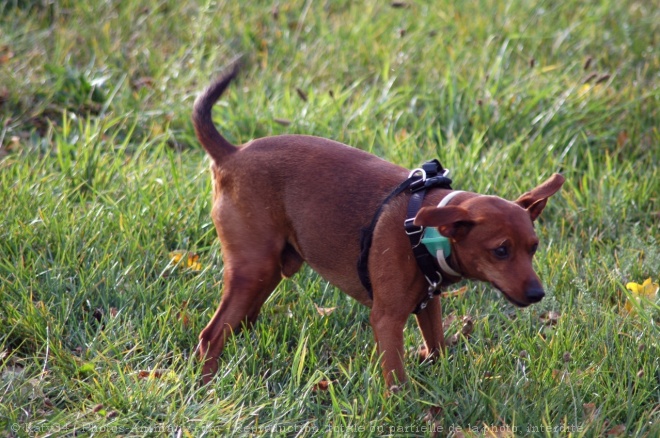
[414, 173, 565, 307]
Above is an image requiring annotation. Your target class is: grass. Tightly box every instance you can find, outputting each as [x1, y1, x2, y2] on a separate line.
[1, 0, 659, 436]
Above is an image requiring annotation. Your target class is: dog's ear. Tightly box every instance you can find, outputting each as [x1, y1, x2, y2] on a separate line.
[515, 173, 565, 221]
[413, 206, 475, 240]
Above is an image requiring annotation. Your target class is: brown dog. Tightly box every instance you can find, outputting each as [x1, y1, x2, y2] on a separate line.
[192, 62, 565, 388]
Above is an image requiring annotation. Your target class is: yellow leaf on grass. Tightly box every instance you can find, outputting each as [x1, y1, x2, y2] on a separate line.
[625, 277, 659, 313]
[626, 278, 658, 296]
[169, 251, 203, 271]
[169, 251, 184, 264]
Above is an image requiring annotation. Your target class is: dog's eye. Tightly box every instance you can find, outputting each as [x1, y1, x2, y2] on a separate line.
[493, 245, 509, 259]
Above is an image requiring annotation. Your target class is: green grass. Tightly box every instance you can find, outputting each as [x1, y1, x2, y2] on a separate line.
[1, 0, 659, 436]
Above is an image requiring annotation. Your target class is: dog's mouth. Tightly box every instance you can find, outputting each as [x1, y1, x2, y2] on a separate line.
[492, 283, 530, 308]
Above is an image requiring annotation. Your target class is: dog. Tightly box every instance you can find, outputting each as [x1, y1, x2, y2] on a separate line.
[192, 61, 565, 389]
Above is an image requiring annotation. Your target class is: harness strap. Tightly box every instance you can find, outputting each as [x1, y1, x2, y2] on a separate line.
[404, 187, 443, 292]
[357, 160, 454, 311]
[357, 177, 418, 295]
[410, 190, 465, 313]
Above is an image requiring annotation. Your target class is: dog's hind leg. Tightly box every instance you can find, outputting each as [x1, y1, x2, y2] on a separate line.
[198, 240, 287, 384]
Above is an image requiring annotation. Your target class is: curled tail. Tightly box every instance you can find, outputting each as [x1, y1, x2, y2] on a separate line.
[192, 59, 242, 164]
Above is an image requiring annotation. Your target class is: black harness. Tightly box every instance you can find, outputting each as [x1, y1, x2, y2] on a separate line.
[357, 160, 457, 314]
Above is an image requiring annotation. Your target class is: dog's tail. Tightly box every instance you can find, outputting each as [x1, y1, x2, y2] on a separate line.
[192, 59, 242, 164]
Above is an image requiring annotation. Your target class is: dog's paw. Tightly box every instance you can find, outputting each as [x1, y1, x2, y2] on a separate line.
[388, 384, 402, 394]
[415, 346, 438, 364]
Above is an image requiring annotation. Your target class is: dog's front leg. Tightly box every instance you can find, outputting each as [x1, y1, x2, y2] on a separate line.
[370, 303, 409, 390]
[414, 296, 445, 362]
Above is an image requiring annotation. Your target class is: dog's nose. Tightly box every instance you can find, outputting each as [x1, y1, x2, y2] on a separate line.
[525, 286, 545, 303]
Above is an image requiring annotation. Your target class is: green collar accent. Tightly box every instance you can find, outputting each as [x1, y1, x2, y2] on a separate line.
[420, 227, 451, 257]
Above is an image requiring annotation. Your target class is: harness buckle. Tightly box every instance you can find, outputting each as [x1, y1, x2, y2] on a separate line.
[403, 218, 423, 236]
[417, 283, 439, 311]
[408, 168, 428, 192]
[426, 280, 439, 292]
[408, 168, 427, 180]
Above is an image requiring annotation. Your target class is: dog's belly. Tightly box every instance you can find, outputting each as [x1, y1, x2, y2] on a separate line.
[291, 228, 372, 305]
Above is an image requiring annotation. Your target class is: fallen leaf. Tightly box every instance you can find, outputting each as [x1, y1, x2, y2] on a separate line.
[616, 130, 628, 148]
[445, 333, 459, 347]
[625, 277, 659, 314]
[314, 303, 336, 316]
[444, 285, 468, 297]
[424, 405, 444, 438]
[626, 278, 658, 296]
[442, 314, 457, 331]
[540, 310, 560, 325]
[295, 87, 308, 102]
[137, 369, 174, 379]
[131, 76, 154, 90]
[423, 405, 443, 422]
[312, 379, 336, 391]
[0, 49, 13, 65]
[0, 88, 8, 107]
[169, 251, 184, 264]
[390, 1, 409, 8]
[582, 72, 598, 83]
[274, 118, 291, 126]
[106, 410, 118, 419]
[583, 402, 598, 421]
[460, 316, 474, 337]
[187, 254, 201, 271]
[169, 251, 203, 271]
[595, 73, 611, 84]
[606, 424, 626, 436]
[109, 307, 118, 318]
[92, 403, 104, 413]
[552, 369, 568, 381]
[583, 56, 593, 70]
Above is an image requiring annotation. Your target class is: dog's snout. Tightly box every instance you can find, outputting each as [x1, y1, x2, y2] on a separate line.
[525, 285, 545, 303]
